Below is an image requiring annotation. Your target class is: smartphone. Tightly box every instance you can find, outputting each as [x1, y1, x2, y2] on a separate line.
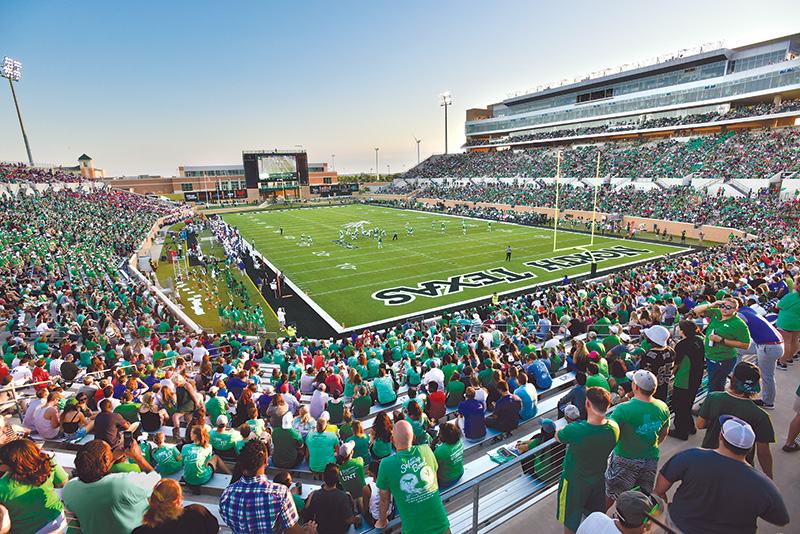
[123, 431, 133, 449]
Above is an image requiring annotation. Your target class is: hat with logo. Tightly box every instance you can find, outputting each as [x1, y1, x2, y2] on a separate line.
[732, 361, 761, 395]
[615, 490, 665, 527]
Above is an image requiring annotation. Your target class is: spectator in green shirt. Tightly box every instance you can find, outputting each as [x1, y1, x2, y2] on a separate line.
[0, 439, 68, 534]
[434, 422, 464, 489]
[691, 297, 752, 392]
[113, 392, 141, 424]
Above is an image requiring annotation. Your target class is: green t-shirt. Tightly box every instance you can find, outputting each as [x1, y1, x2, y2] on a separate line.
[114, 402, 141, 424]
[205, 396, 229, 425]
[374, 376, 396, 405]
[704, 308, 751, 361]
[328, 400, 346, 425]
[409, 416, 430, 445]
[306, 430, 338, 472]
[585, 340, 607, 357]
[153, 444, 182, 475]
[699, 391, 775, 466]
[602, 335, 621, 352]
[272, 427, 305, 468]
[0, 472, 64, 534]
[594, 317, 611, 335]
[776, 292, 800, 331]
[586, 374, 611, 392]
[338, 457, 366, 498]
[376, 445, 450, 534]
[445, 380, 465, 408]
[557, 420, 619, 485]
[371, 437, 393, 459]
[609, 398, 669, 460]
[210, 429, 240, 451]
[181, 444, 213, 485]
[346, 434, 371, 465]
[433, 440, 464, 483]
[61, 471, 160, 534]
[353, 395, 372, 418]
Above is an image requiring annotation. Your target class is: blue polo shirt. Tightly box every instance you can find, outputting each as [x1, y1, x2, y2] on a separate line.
[738, 307, 782, 345]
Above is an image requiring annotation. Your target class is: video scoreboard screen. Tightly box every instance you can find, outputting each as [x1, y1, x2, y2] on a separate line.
[243, 151, 309, 188]
[258, 155, 297, 180]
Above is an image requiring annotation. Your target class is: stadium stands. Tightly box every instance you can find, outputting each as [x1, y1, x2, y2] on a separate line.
[407, 127, 800, 181]
[1, 154, 797, 534]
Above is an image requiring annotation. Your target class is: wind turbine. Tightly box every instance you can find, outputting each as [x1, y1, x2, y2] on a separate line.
[412, 134, 422, 165]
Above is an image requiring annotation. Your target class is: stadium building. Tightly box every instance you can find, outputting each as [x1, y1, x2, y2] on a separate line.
[465, 34, 800, 150]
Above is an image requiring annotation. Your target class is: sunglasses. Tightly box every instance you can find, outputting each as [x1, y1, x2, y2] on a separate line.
[718, 304, 735, 310]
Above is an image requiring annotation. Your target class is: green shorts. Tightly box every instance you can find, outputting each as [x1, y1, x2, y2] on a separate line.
[556, 477, 606, 532]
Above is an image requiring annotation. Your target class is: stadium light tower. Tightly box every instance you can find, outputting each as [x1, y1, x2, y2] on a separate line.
[332, 154, 335, 171]
[375, 148, 379, 181]
[2, 57, 34, 166]
[439, 91, 452, 154]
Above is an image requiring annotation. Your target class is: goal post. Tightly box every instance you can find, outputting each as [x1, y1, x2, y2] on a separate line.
[553, 150, 603, 252]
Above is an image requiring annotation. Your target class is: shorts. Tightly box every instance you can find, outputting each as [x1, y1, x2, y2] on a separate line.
[177, 402, 195, 415]
[794, 394, 800, 415]
[605, 452, 658, 501]
[64, 426, 87, 441]
[34, 512, 67, 534]
[556, 477, 606, 531]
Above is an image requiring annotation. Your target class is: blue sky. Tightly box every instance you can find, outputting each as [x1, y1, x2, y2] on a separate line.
[1, 1, 798, 177]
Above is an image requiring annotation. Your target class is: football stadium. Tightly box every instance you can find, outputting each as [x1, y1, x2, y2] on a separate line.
[1, 9, 799, 534]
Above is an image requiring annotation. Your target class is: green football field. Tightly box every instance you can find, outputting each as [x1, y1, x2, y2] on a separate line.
[221, 205, 684, 330]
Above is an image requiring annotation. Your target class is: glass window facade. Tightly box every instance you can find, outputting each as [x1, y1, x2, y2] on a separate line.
[180, 183, 193, 191]
[727, 50, 787, 74]
[467, 65, 800, 135]
[496, 60, 727, 118]
[183, 169, 244, 177]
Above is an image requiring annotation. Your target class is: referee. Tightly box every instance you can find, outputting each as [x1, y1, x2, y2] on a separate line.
[505, 245, 512, 261]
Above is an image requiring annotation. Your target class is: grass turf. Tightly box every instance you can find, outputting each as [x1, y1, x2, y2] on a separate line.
[154, 223, 283, 336]
[222, 205, 686, 329]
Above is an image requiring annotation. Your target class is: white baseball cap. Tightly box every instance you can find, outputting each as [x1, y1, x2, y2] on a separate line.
[720, 415, 756, 450]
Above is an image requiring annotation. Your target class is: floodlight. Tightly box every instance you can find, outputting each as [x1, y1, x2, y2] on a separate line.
[2, 56, 33, 166]
[439, 92, 452, 154]
[2, 57, 22, 82]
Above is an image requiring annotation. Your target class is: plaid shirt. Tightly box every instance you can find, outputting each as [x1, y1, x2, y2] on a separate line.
[219, 475, 299, 534]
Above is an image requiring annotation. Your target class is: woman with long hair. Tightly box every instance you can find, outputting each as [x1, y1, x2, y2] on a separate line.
[231, 388, 254, 428]
[181, 426, 231, 491]
[60, 402, 93, 441]
[140, 392, 168, 432]
[292, 405, 315, 439]
[406, 399, 431, 446]
[0, 440, 68, 534]
[568, 339, 589, 373]
[132, 478, 218, 533]
[369, 412, 393, 460]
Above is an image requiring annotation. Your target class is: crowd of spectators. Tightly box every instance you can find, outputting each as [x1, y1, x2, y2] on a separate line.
[0, 163, 85, 184]
[0, 158, 798, 533]
[464, 98, 800, 147]
[410, 127, 800, 182]
[1, 202, 797, 532]
[398, 180, 800, 236]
